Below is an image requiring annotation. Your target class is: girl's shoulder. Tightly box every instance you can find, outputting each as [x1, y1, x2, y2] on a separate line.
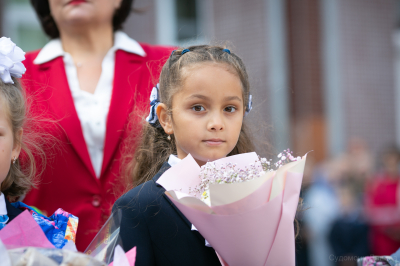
[114, 179, 164, 210]
[114, 162, 171, 210]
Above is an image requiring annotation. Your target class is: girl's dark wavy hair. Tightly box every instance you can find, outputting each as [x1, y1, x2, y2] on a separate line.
[30, 0, 135, 39]
[122, 45, 256, 188]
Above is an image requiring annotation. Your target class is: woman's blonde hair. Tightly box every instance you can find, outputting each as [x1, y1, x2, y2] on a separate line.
[122, 45, 255, 188]
[0, 77, 46, 200]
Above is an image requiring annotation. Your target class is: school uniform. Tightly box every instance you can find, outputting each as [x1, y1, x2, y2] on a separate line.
[5, 199, 23, 222]
[113, 160, 221, 266]
[0, 194, 23, 228]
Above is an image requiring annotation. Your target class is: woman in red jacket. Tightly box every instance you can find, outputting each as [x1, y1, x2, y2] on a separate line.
[23, 0, 172, 251]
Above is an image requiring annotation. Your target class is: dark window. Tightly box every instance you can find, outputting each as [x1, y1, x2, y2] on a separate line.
[176, 0, 198, 41]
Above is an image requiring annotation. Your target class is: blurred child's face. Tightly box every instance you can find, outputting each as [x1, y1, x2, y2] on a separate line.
[0, 102, 21, 189]
[158, 63, 244, 166]
[48, 0, 122, 30]
[383, 152, 399, 176]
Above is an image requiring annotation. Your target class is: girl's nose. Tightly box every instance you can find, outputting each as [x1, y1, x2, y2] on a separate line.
[207, 114, 224, 131]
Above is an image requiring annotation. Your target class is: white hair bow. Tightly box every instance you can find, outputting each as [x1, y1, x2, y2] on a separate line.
[0, 37, 26, 84]
[145, 84, 161, 127]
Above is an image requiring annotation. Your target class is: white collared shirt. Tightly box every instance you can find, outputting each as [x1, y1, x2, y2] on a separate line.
[0, 193, 7, 216]
[167, 154, 181, 167]
[34, 32, 146, 177]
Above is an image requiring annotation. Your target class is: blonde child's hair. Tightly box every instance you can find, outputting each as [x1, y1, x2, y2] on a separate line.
[0, 77, 45, 200]
[122, 45, 255, 188]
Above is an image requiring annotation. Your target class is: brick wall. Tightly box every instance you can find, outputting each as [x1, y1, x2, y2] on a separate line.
[211, 0, 273, 155]
[339, 0, 397, 153]
[287, 0, 326, 160]
[123, 0, 157, 44]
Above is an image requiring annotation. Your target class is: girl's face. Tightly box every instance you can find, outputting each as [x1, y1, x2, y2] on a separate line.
[48, 0, 122, 30]
[158, 63, 244, 166]
[0, 102, 21, 188]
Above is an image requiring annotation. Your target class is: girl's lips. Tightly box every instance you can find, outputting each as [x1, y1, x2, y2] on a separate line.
[68, 0, 86, 5]
[203, 139, 225, 146]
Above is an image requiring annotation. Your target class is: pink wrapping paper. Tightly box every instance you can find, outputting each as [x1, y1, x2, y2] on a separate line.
[265, 172, 303, 265]
[157, 154, 200, 195]
[210, 176, 274, 215]
[168, 192, 284, 265]
[0, 210, 55, 249]
[109, 246, 136, 266]
[160, 153, 306, 266]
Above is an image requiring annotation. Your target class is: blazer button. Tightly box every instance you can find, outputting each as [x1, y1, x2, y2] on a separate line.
[92, 195, 101, 207]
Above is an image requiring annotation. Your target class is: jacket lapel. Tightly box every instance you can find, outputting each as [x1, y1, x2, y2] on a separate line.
[156, 165, 207, 243]
[37, 58, 96, 178]
[101, 50, 146, 177]
[153, 163, 192, 229]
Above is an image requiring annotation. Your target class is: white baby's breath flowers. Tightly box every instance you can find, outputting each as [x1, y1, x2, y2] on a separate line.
[0, 37, 26, 84]
[191, 149, 300, 202]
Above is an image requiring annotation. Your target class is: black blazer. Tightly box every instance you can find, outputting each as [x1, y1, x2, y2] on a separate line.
[5, 197, 23, 223]
[113, 162, 221, 266]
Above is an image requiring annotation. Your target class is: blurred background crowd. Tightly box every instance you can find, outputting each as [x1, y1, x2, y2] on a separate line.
[2, 0, 400, 265]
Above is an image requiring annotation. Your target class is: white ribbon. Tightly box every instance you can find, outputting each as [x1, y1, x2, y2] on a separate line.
[145, 84, 161, 127]
[245, 94, 252, 116]
[0, 37, 26, 84]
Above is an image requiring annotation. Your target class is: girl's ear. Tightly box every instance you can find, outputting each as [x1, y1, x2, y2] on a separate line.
[11, 128, 22, 160]
[156, 103, 174, 135]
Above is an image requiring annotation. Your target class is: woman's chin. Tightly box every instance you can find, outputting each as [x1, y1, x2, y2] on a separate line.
[60, 8, 96, 25]
[63, 15, 94, 29]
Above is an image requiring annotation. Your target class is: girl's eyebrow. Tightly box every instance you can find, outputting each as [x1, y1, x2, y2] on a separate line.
[187, 94, 210, 100]
[225, 96, 243, 102]
[187, 94, 242, 102]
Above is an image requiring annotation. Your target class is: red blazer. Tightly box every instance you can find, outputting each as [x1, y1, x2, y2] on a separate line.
[22, 44, 172, 251]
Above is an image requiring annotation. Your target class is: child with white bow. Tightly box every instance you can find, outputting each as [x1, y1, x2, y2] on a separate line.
[0, 37, 78, 249]
[0, 36, 35, 227]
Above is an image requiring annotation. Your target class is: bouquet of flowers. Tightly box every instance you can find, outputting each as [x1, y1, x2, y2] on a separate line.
[0, 209, 136, 266]
[2, 243, 136, 266]
[157, 150, 307, 266]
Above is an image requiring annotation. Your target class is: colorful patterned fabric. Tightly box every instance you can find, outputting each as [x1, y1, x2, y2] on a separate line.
[0, 214, 8, 230]
[10, 202, 78, 249]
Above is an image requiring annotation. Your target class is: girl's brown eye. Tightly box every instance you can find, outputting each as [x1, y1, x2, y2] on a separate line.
[225, 106, 236, 113]
[192, 105, 205, 112]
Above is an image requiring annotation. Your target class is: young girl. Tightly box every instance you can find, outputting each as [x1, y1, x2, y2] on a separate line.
[113, 45, 254, 265]
[0, 37, 39, 228]
[0, 37, 77, 249]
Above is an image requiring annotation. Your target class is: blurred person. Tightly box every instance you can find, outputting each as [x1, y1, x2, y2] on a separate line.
[303, 158, 342, 266]
[325, 138, 373, 266]
[344, 138, 374, 178]
[328, 185, 370, 266]
[365, 145, 400, 255]
[22, 0, 172, 251]
[337, 138, 374, 201]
